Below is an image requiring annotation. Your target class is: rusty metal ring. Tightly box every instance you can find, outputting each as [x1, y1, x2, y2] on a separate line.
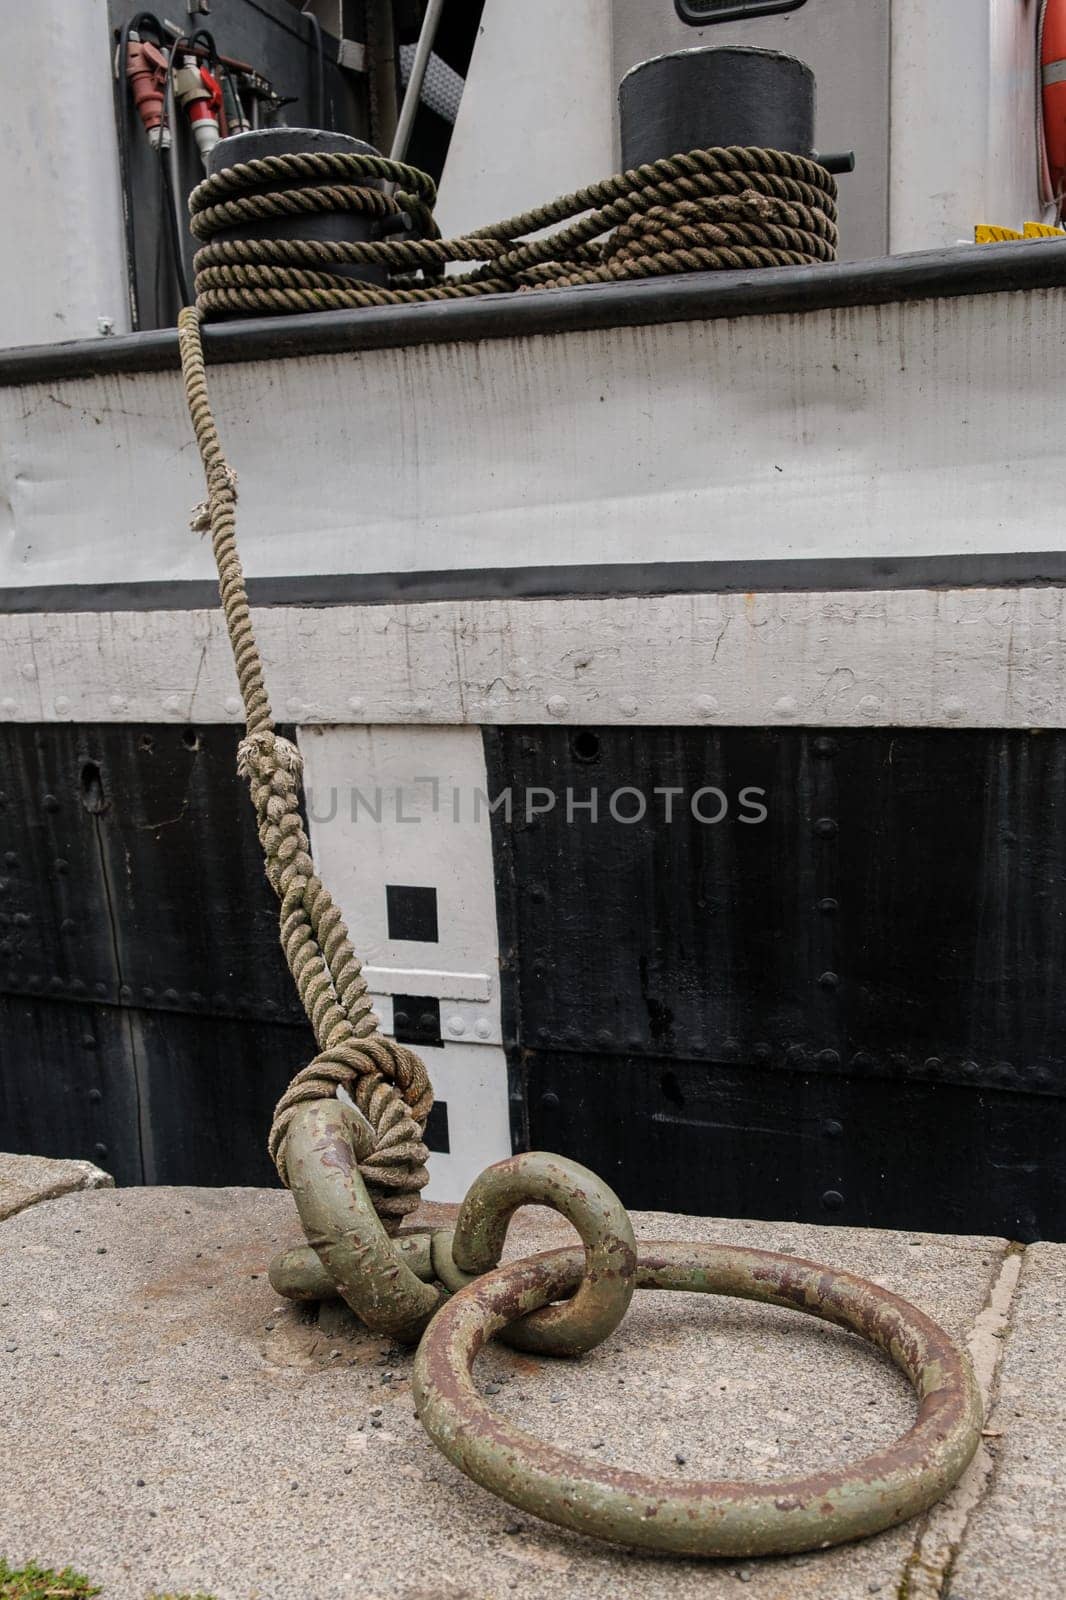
[434, 1152, 637, 1357]
[273, 1098, 442, 1343]
[413, 1240, 983, 1557]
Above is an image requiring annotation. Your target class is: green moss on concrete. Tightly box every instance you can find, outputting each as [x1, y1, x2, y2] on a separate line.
[0, 1559, 100, 1598]
[0, 1563, 216, 1600]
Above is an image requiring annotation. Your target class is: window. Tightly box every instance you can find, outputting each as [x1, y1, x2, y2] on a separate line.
[675, 0, 807, 25]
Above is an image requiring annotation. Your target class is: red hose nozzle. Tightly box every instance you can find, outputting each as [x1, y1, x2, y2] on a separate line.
[126, 32, 170, 150]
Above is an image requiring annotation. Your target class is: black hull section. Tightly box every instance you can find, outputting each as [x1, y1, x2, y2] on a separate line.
[4, 718, 1066, 1237]
[486, 726, 1066, 1243]
[528, 1052, 1062, 1243]
[0, 722, 312, 1186]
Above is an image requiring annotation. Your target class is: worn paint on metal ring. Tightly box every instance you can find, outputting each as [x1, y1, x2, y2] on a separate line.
[413, 1241, 983, 1557]
[448, 1151, 637, 1356]
[280, 1098, 442, 1342]
[270, 1231, 437, 1301]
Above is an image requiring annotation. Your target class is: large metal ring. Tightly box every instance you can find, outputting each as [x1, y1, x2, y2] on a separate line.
[273, 1098, 442, 1342]
[413, 1241, 983, 1557]
[432, 1152, 637, 1356]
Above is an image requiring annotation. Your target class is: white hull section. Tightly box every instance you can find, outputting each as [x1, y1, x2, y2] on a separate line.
[2, 585, 1066, 730]
[3, 285, 1066, 591]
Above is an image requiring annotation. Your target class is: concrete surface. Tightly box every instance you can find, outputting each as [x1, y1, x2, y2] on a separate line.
[0, 1150, 113, 1220]
[0, 1176, 1058, 1600]
[946, 1242, 1066, 1600]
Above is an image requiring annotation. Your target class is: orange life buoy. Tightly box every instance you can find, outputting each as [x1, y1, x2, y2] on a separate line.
[1042, 0, 1066, 195]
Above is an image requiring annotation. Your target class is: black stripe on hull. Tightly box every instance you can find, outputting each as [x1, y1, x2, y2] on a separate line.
[528, 1053, 1064, 1243]
[5, 549, 1066, 614]
[9, 712, 1066, 1233]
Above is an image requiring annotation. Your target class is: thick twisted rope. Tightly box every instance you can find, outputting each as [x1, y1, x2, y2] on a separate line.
[177, 306, 432, 1229]
[189, 145, 837, 317]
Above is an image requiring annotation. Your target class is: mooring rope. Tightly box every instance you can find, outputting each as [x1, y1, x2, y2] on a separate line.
[188, 145, 837, 317]
[177, 308, 432, 1228]
[177, 144, 836, 1227]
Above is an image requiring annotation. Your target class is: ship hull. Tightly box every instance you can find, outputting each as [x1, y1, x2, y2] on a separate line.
[2, 244, 1066, 1233]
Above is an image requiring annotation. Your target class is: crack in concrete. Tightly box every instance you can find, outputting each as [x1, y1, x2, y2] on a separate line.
[899, 1243, 1025, 1598]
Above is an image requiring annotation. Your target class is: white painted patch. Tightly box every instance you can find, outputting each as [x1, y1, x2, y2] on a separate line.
[363, 967, 492, 1002]
[297, 725, 510, 1202]
[4, 288, 1066, 593]
[297, 724, 503, 1031]
[419, 1041, 513, 1204]
[5, 585, 1066, 729]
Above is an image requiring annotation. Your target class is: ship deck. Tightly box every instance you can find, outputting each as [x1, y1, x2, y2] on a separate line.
[1, 1153, 1061, 1600]
[3, 233, 1066, 389]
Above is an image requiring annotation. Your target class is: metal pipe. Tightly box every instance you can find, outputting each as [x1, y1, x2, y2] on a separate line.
[389, 0, 444, 162]
[164, 53, 191, 303]
[367, 0, 399, 153]
[301, 3, 327, 130]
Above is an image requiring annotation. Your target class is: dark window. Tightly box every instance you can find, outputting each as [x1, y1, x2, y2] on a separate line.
[676, 0, 807, 25]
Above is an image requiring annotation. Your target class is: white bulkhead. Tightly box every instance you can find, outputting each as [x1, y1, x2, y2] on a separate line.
[440, 0, 1045, 257]
[0, 0, 129, 348]
[2, 287, 1064, 596]
[0, 0, 1048, 348]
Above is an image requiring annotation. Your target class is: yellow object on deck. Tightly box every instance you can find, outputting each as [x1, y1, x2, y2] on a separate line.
[975, 221, 1066, 241]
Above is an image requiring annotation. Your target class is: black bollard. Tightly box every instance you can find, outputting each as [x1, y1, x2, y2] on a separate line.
[619, 46, 816, 169]
[204, 127, 389, 286]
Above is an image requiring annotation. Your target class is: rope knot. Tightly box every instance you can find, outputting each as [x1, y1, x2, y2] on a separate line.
[236, 729, 304, 783]
[269, 1034, 433, 1229]
[190, 464, 238, 535]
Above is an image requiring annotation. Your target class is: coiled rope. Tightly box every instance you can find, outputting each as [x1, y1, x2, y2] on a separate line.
[178, 144, 836, 1226]
[188, 145, 837, 318]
